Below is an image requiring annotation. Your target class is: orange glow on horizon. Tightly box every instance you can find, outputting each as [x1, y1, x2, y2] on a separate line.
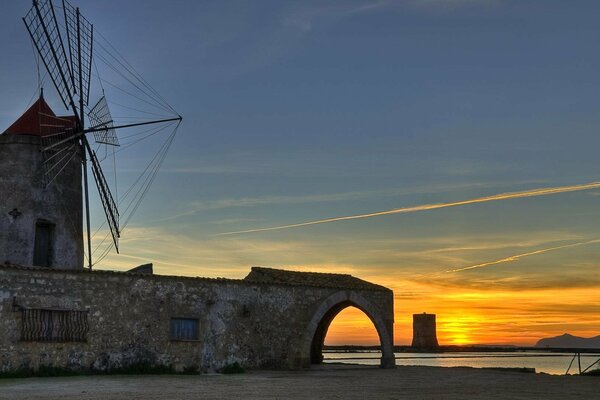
[325, 307, 380, 346]
[321, 283, 600, 347]
[98, 230, 600, 348]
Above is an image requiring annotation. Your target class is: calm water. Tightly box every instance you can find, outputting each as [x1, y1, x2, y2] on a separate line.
[323, 351, 600, 375]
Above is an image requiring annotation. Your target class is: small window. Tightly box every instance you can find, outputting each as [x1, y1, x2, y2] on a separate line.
[170, 318, 199, 341]
[20, 308, 89, 342]
[33, 220, 54, 267]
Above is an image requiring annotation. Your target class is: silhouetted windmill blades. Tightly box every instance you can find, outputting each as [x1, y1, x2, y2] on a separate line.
[88, 95, 118, 146]
[88, 147, 120, 252]
[41, 141, 77, 187]
[39, 115, 79, 186]
[24, 0, 76, 113]
[62, 0, 93, 106]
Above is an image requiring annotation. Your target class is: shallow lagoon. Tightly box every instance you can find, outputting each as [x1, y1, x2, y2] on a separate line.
[324, 350, 600, 375]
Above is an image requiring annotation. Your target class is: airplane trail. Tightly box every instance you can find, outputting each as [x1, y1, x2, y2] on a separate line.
[218, 181, 600, 235]
[445, 239, 600, 273]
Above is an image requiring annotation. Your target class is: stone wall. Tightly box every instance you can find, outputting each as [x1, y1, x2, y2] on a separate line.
[0, 265, 394, 372]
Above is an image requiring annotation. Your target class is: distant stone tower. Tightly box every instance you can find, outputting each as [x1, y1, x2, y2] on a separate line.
[0, 94, 83, 269]
[411, 313, 439, 349]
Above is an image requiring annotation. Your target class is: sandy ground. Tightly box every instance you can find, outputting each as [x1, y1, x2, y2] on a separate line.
[0, 364, 597, 400]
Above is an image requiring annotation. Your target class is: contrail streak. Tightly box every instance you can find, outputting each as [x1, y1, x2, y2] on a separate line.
[445, 239, 600, 273]
[218, 181, 600, 235]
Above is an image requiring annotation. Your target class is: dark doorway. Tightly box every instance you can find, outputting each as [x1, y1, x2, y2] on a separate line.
[33, 220, 54, 267]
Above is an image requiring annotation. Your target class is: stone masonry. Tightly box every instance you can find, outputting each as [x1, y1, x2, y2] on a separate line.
[0, 133, 83, 269]
[0, 265, 395, 372]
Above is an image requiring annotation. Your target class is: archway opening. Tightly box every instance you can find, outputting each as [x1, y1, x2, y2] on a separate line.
[310, 301, 382, 364]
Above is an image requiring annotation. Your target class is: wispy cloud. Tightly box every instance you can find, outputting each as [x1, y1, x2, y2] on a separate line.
[280, 0, 497, 34]
[153, 180, 526, 224]
[218, 181, 600, 235]
[150, 190, 383, 223]
[282, 1, 391, 32]
[191, 191, 378, 210]
[446, 239, 600, 273]
[94, 226, 340, 277]
[410, 0, 500, 9]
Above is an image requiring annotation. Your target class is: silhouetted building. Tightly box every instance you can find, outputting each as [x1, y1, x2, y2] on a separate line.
[412, 312, 439, 349]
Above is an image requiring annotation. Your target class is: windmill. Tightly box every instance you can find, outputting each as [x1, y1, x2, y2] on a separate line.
[22, 0, 182, 269]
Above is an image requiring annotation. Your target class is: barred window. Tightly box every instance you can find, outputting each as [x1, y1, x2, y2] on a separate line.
[20, 308, 89, 342]
[170, 318, 199, 341]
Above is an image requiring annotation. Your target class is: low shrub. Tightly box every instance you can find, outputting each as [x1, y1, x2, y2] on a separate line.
[220, 362, 245, 374]
[181, 364, 200, 375]
[101, 362, 175, 375]
[0, 365, 82, 379]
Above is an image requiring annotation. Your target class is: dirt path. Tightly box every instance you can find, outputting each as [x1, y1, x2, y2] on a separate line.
[0, 364, 597, 400]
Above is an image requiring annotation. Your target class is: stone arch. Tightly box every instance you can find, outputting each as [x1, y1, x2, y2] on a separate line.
[302, 291, 395, 368]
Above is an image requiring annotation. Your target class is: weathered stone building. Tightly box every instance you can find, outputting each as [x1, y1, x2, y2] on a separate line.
[0, 95, 83, 270]
[0, 94, 395, 373]
[0, 265, 395, 372]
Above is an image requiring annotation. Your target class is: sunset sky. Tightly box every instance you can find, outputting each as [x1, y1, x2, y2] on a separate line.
[2, 0, 600, 346]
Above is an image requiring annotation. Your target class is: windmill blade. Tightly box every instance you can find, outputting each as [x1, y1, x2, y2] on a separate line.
[23, 0, 76, 113]
[63, 0, 93, 107]
[88, 96, 118, 146]
[86, 144, 120, 252]
[39, 114, 80, 187]
[41, 138, 78, 187]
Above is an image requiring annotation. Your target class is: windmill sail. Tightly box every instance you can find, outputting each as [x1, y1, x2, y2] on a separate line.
[88, 96, 118, 146]
[23, 0, 76, 113]
[40, 116, 79, 186]
[63, 0, 93, 107]
[88, 148, 120, 252]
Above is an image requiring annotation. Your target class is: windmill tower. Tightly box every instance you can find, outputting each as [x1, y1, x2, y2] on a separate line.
[0, 0, 181, 270]
[0, 92, 83, 269]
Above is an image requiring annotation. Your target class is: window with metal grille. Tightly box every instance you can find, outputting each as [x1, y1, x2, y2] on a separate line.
[170, 318, 199, 341]
[20, 308, 89, 342]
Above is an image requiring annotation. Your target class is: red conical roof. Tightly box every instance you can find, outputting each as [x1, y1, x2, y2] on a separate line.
[3, 94, 77, 136]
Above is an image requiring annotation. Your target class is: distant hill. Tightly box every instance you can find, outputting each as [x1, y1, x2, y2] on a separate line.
[535, 334, 600, 349]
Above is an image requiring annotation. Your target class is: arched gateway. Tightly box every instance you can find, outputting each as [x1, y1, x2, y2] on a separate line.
[245, 267, 396, 369]
[305, 291, 395, 368]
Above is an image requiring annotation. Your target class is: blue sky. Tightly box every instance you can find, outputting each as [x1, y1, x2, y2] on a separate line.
[2, 0, 600, 344]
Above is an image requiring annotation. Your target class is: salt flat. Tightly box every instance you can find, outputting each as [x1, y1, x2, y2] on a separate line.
[0, 364, 597, 400]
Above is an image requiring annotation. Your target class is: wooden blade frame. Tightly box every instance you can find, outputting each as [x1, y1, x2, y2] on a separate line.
[88, 96, 118, 146]
[24, 0, 77, 115]
[39, 119, 79, 187]
[63, 0, 93, 107]
[86, 142, 120, 253]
